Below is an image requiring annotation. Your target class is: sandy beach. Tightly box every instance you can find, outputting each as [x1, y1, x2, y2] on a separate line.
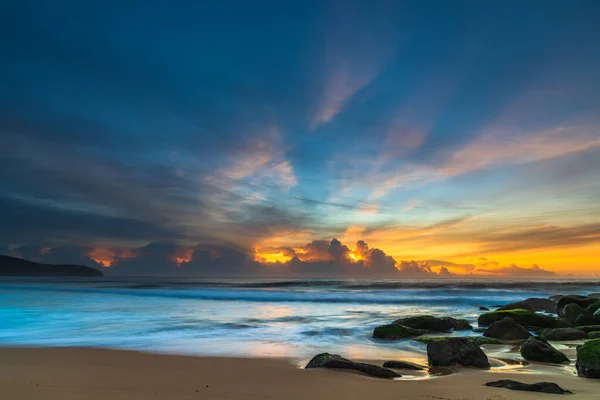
[1, 347, 598, 400]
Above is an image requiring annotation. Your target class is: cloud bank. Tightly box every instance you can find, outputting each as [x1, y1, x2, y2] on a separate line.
[4, 239, 559, 278]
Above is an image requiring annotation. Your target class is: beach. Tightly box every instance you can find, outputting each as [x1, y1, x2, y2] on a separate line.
[2, 346, 599, 400]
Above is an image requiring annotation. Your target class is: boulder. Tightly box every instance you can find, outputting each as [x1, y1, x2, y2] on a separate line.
[415, 336, 503, 346]
[577, 325, 600, 334]
[498, 302, 534, 312]
[560, 303, 591, 325]
[305, 353, 400, 379]
[549, 294, 566, 302]
[480, 306, 490, 311]
[576, 339, 600, 378]
[586, 300, 600, 314]
[540, 328, 587, 341]
[576, 313, 595, 326]
[373, 324, 424, 339]
[478, 309, 567, 328]
[483, 317, 532, 341]
[485, 380, 572, 394]
[427, 338, 490, 369]
[595, 309, 600, 322]
[498, 298, 557, 313]
[520, 337, 569, 364]
[556, 295, 597, 314]
[382, 360, 426, 370]
[392, 315, 472, 332]
[589, 331, 600, 339]
[589, 293, 600, 298]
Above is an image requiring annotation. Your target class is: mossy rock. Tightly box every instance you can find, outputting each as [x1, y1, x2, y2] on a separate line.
[557, 296, 597, 314]
[576, 339, 600, 378]
[586, 300, 600, 314]
[577, 325, 600, 334]
[373, 324, 424, 339]
[392, 315, 472, 332]
[520, 337, 569, 364]
[478, 309, 564, 328]
[589, 331, 600, 339]
[415, 336, 503, 346]
[540, 328, 587, 341]
[561, 303, 590, 325]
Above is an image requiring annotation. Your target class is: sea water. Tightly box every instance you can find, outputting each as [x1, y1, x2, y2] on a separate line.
[1, 278, 598, 360]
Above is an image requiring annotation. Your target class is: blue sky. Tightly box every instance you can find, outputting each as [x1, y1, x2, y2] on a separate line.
[1, 1, 600, 276]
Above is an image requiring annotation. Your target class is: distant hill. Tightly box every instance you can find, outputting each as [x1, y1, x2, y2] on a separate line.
[0, 255, 103, 277]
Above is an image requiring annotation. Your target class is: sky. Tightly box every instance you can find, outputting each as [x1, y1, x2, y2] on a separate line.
[1, 0, 600, 277]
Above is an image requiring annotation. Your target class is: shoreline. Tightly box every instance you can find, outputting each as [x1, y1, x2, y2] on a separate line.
[2, 346, 599, 399]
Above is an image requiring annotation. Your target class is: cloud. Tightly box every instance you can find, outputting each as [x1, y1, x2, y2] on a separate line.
[476, 263, 557, 278]
[442, 125, 600, 176]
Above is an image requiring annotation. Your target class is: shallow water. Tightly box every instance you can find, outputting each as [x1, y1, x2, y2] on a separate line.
[1, 277, 598, 360]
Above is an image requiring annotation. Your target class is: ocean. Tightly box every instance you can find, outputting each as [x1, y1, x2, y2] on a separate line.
[1, 278, 599, 361]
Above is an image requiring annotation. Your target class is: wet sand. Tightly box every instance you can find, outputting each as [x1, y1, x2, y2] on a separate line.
[1, 347, 599, 399]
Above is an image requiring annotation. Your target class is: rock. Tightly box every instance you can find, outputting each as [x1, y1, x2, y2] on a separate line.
[485, 380, 572, 394]
[483, 317, 532, 341]
[497, 298, 557, 313]
[557, 295, 597, 314]
[576, 339, 600, 378]
[576, 313, 595, 326]
[586, 300, 600, 314]
[427, 338, 491, 369]
[549, 294, 566, 302]
[305, 353, 400, 379]
[595, 309, 600, 322]
[382, 360, 426, 370]
[472, 327, 486, 333]
[589, 331, 600, 339]
[589, 293, 600, 298]
[498, 302, 535, 311]
[478, 309, 567, 328]
[540, 328, 587, 341]
[373, 324, 424, 339]
[520, 337, 569, 364]
[415, 336, 503, 346]
[392, 315, 472, 332]
[560, 303, 590, 325]
[480, 306, 490, 311]
[577, 325, 600, 334]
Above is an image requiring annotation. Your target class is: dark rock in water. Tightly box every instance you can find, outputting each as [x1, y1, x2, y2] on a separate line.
[480, 306, 490, 311]
[540, 328, 588, 341]
[0, 254, 103, 277]
[577, 325, 600, 334]
[478, 309, 566, 329]
[382, 360, 426, 370]
[520, 337, 569, 364]
[415, 336, 503, 346]
[484, 317, 532, 341]
[392, 315, 472, 332]
[305, 353, 400, 379]
[427, 338, 490, 369]
[589, 331, 600, 339]
[557, 296, 597, 315]
[485, 380, 572, 394]
[498, 298, 557, 313]
[589, 293, 600, 298]
[472, 327, 486, 333]
[560, 303, 591, 325]
[576, 339, 600, 379]
[373, 324, 424, 339]
[595, 309, 600, 322]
